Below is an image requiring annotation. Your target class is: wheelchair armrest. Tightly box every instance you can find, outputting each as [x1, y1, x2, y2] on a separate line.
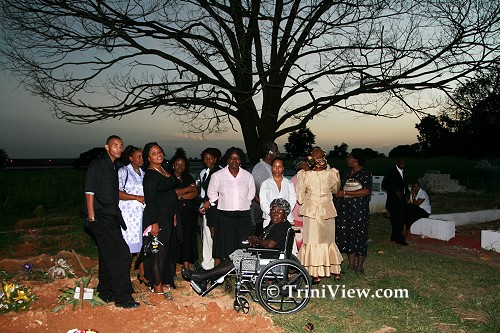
[245, 248, 280, 254]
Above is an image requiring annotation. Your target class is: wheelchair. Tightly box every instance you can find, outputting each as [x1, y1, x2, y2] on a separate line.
[189, 227, 312, 314]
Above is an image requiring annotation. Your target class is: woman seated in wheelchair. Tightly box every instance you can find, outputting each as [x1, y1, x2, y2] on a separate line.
[182, 198, 292, 293]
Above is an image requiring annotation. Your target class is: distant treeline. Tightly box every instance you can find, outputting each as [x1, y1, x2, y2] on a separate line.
[6, 159, 76, 168]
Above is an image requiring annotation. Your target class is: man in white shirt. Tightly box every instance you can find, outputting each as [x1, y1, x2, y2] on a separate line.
[251, 141, 280, 236]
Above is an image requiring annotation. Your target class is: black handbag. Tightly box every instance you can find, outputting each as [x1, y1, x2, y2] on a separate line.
[142, 234, 154, 258]
[134, 233, 161, 270]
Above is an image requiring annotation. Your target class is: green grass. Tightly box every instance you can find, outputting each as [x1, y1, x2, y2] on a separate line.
[270, 215, 500, 333]
[0, 169, 94, 255]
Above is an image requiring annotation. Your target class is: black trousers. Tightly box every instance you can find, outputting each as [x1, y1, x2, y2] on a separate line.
[405, 204, 430, 228]
[388, 201, 406, 242]
[252, 201, 264, 237]
[89, 215, 133, 303]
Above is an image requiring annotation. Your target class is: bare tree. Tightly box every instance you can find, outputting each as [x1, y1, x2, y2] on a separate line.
[1, 0, 499, 162]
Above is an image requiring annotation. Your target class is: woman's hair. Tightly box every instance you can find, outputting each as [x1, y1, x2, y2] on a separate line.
[272, 157, 285, 167]
[221, 147, 245, 167]
[307, 146, 328, 169]
[293, 156, 308, 171]
[120, 145, 141, 166]
[200, 147, 222, 160]
[350, 148, 366, 166]
[168, 154, 191, 179]
[142, 142, 165, 169]
[270, 198, 291, 216]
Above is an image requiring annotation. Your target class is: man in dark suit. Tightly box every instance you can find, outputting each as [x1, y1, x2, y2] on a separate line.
[382, 158, 410, 245]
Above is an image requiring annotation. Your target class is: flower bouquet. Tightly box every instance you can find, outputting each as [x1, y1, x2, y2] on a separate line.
[0, 281, 37, 314]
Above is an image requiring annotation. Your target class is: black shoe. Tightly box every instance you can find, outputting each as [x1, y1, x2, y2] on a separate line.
[194, 261, 205, 272]
[181, 267, 193, 281]
[394, 239, 409, 246]
[115, 300, 140, 308]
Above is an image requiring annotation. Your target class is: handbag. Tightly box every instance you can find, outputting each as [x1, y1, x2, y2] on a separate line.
[142, 234, 162, 258]
[142, 234, 154, 258]
[344, 178, 362, 198]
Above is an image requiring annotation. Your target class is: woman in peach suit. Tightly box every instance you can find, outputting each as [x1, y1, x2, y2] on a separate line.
[296, 147, 343, 284]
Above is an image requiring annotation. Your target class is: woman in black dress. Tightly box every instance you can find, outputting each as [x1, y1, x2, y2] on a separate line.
[142, 142, 178, 294]
[335, 148, 372, 274]
[169, 154, 199, 270]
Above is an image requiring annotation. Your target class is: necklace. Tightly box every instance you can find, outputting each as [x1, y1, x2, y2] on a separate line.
[261, 222, 278, 240]
[150, 165, 168, 177]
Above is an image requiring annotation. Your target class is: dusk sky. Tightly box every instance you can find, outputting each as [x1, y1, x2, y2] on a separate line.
[1, 71, 427, 159]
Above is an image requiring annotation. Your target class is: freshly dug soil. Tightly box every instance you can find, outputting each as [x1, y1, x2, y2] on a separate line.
[0, 251, 281, 333]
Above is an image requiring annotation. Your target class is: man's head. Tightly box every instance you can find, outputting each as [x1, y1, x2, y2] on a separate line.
[262, 141, 279, 164]
[396, 158, 406, 170]
[104, 135, 123, 162]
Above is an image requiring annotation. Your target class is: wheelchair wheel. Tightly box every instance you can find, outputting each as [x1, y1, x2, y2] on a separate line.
[256, 259, 312, 314]
[233, 295, 251, 314]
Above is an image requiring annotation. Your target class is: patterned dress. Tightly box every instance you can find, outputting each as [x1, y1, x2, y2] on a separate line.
[335, 168, 372, 257]
[118, 164, 145, 254]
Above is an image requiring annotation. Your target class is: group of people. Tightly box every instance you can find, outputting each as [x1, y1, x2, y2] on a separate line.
[85, 135, 429, 307]
[85, 137, 200, 307]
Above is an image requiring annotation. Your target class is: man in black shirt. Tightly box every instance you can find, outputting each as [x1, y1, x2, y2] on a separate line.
[85, 135, 139, 308]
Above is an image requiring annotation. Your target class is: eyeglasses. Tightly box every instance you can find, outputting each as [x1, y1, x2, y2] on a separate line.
[270, 207, 285, 213]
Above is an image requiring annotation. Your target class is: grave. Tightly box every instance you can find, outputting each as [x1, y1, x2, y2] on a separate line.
[430, 209, 500, 226]
[369, 176, 386, 212]
[410, 218, 455, 241]
[481, 230, 500, 252]
[419, 172, 464, 193]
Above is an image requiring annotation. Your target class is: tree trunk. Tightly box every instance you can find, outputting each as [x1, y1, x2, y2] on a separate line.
[240, 119, 261, 164]
[238, 102, 279, 164]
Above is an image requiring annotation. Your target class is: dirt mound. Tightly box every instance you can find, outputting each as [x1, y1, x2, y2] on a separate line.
[0, 252, 281, 333]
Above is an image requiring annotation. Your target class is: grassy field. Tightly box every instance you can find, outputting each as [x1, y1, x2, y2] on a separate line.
[0, 159, 499, 332]
[270, 213, 500, 333]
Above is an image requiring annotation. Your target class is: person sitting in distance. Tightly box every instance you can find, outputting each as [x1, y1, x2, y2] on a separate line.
[181, 198, 292, 293]
[405, 180, 431, 233]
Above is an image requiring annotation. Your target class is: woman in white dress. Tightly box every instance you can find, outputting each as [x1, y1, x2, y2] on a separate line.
[118, 146, 146, 282]
[259, 158, 296, 228]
